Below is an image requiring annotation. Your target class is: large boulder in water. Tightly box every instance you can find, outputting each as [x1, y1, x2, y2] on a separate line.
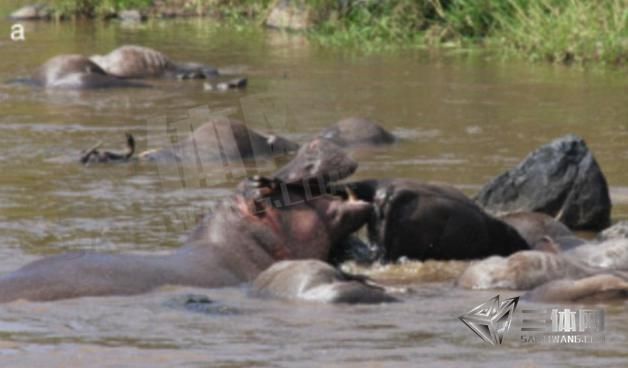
[475, 134, 611, 231]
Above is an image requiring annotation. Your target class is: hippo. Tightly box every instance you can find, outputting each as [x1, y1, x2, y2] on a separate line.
[457, 238, 628, 291]
[138, 117, 300, 164]
[318, 117, 397, 147]
[564, 237, 628, 271]
[29, 55, 147, 89]
[89, 45, 218, 79]
[332, 179, 530, 262]
[522, 238, 628, 302]
[524, 274, 628, 302]
[252, 260, 398, 304]
[498, 212, 585, 251]
[597, 220, 628, 241]
[0, 175, 372, 303]
[456, 250, 581, 290]
[1, 136, 373, 303]
[79, 117, 299, 165]
[273, 137, 358, 185]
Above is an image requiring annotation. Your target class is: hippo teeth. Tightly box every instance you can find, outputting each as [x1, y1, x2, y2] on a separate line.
[345, 186, 358, 202]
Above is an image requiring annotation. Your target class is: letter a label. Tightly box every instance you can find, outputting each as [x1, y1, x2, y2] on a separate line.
[11, 24, 25, 41]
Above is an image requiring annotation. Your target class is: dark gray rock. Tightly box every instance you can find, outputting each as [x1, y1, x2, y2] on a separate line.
[475, 135, 611, 230]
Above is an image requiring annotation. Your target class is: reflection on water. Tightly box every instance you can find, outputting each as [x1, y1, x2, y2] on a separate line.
[0, 18, 627, 367]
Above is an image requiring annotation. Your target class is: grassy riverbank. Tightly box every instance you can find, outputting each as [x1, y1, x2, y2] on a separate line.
[7, 0, 628, 65]
[311, 0, 627, 65]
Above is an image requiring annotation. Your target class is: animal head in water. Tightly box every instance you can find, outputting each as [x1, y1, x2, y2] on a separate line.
[80, 133, 136, 165]
[318, 117, 397, 147]
[273, 137, 357, 185]
[234, 176, 373, 260]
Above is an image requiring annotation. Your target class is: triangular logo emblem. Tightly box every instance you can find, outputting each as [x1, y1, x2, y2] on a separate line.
[459, 295, 519, 345]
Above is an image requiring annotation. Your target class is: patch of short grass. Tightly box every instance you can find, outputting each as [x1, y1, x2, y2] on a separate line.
[490, 0, 628, 65]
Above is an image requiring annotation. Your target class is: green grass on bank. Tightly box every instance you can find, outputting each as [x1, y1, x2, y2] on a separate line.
[310, 0, 627, 65]
[490, 0, 628, 65]
[48, 0, 271, 18]
[52, 0, 152, 17]
[7, 0, 628, 66]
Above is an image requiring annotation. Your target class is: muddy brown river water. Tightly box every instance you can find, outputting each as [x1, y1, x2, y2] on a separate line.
[0, 16, 627, 368]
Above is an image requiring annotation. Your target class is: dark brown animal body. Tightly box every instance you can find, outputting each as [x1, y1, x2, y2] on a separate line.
[498, 212, 584, 251]
[337, 179, 530, 261]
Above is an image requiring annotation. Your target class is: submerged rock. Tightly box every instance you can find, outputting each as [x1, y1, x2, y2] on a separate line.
[475, 134, 611, 230]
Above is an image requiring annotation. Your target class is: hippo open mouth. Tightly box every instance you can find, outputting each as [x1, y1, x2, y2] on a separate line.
[0, 173, 373, 303]
[0, 127, 375, 303]
[236, 175, 373, 248]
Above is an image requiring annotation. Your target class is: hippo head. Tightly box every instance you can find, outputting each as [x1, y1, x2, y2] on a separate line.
[318, 117, 397, 147]
[232, 176, 373, 261]
[272, 137, 357, 185]
[186, 137, 370, 276]
[265, 133, 300, 156]
[184, 118, 299, 160]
